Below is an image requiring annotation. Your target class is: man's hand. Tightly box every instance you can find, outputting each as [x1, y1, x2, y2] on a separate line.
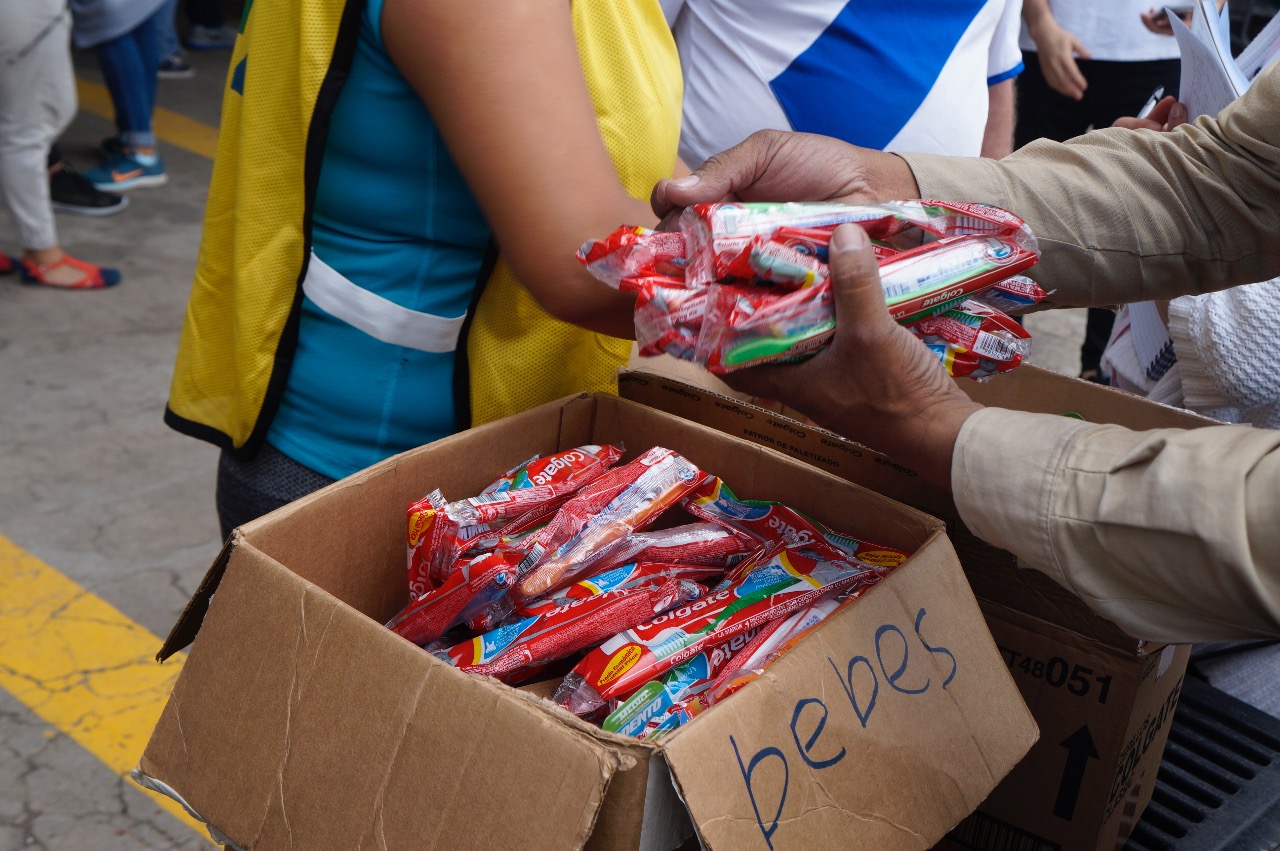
[718, 224, 983, 490]
[651, 130, 918, 222]
[1028, 17, 1092, 100]
[1141, 6, 1193, 36]
[1111, 95, 1189, 131]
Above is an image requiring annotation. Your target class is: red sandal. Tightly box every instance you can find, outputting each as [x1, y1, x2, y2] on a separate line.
[18, 253, 121, 289]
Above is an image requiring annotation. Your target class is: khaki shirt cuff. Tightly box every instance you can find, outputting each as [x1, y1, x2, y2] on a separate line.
[950, 407, 1095, 586]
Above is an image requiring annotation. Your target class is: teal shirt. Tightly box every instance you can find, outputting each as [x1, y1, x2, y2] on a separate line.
[267, 0, 491, 480]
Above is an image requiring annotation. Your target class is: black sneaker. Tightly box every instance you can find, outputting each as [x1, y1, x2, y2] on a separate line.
[50, 165, 129, 217]
[158, 53, 195, 80]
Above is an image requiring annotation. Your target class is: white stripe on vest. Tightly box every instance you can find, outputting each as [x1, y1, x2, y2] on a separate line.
[302, 251, 466, 353]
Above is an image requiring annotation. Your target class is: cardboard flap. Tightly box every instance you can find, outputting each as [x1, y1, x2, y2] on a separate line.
[158, 534, 236, 661]
[661, 533, 1038, 851]
[961, 365, 1217, 429]
[141, 543, 620, 851]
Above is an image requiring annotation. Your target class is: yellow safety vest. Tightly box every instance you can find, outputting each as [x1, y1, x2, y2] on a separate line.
[165, 0, 681, 454]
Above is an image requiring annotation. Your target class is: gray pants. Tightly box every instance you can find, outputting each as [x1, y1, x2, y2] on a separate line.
[0, 2, 77, 252]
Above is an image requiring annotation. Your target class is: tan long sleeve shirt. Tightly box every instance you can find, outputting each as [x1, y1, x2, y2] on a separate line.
[899, 64, 1280, 642]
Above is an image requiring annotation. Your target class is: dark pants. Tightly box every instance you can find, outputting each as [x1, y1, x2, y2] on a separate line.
[1015, 53, 1181, 376]
[216, 443, 336, 540]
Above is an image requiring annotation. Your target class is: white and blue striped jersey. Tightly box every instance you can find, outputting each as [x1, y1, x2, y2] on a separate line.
[663, 0, 1025, 164]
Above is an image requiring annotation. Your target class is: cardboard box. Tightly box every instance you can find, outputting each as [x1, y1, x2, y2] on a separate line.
[136, 394, 1037, 851]
[618, 366, 1204, 851]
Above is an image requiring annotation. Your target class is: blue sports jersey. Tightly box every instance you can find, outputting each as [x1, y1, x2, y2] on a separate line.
[663, 0, 1025, 164]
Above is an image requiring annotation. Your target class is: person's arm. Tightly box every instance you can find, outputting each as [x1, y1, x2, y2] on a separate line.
[381, 0, 649, 338]
[714, 224, 1280, 642]
[900, 63, 1280, 308]
[981, 78, 1016, 158]
[1022, 0, 1091, 100]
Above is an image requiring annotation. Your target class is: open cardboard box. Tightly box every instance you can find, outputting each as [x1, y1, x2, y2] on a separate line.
[136, 394, 1036, 850]
[619, 365, 1205, 851]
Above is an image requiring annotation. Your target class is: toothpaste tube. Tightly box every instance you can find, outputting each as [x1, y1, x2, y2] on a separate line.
[722, 237, 828, 289]
[553, 547, 880, 716]
[637, 595, 847, 741]
[578, 226, 687, 289]
[407, 489, 449, 598]
[515, 450, 711, 603]
[387, 552, 519, 646]
[907, 299, 1032, 379]
[514, 562, 725, 619]
[466, 450, 694, 633]
[969, 274, 1048, 314]
[437, 578, 703, 685]
[681, 476, 910, 572]
[634, 280, 707, 360]
[680, 200, 1036, 288]
[603, 624, 764, 738]
[419, 444, 623, 589]
[596, 522, 757, 573]
[695, 280, 836, 373]
[877, 234, 1038, 324]
[500, 446, 679, 570]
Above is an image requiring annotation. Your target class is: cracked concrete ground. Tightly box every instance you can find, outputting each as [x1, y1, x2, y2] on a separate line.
[0, 30, 1092, 851]
[0, 44, 228, 850]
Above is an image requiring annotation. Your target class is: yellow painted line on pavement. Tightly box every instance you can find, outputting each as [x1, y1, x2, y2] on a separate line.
[76, 76, 219, 160]
[0, 534, 214, 844]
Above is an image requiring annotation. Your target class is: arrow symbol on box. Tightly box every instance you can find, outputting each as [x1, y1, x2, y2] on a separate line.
[1054, 724, 1099, 821]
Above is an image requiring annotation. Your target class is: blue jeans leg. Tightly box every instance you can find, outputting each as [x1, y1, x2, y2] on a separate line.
[157, 0, 181, 58]
[95, 11, 162, 148]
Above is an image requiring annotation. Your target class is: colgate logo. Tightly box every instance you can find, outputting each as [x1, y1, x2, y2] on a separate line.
[924, 287, 964, 307]
[530, 451, 586, 486]
[767, 515, 814, 545]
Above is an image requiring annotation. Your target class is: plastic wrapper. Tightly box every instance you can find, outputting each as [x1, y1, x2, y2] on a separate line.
[581, 200, 1040, 376]
[695, 279, 836, 373]
[722, 238, 828, 289]
[594, 522, 756, 572]
[515, 450, 711, 603]
[602, 624, 764, 738]
[514, 562, 725, 619]
[577, 226, 686, 289]
[553, 546, 881, 716]
[969, 274, 1048, 314]
[907, 298, 1032, 380]
[690, 232, 1036, 373]
[637, 595, 846, 741]
[634, 280, 707, 360]
[682, 476, 911, 571]
[386, 552, 519, 646]
[414, 444, 623, 592]
[679, 200, 1037, 288]
[435, 577, 703, 685]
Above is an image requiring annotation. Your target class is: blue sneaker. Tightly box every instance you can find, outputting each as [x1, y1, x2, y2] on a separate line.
[83, 148, 168, 191]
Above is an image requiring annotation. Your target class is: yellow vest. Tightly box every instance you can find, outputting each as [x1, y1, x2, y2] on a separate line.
[165, 0, 681, 452]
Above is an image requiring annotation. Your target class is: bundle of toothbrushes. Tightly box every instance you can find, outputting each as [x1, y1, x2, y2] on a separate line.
[387, 443, 913, 739]
[577, 201, 1048, 379]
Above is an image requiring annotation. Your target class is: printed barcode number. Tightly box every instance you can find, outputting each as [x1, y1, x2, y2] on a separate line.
[472, 492, 513, 505]
[947, 811, 1061, 851]
[973, 331, 1017, 362]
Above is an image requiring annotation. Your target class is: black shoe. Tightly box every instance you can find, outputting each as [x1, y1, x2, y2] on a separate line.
[50, 165, 130, 217]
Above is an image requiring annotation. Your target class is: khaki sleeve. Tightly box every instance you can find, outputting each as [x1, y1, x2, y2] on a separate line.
[901, 64, 1280, 309]
[951, 408, 1280, 642]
